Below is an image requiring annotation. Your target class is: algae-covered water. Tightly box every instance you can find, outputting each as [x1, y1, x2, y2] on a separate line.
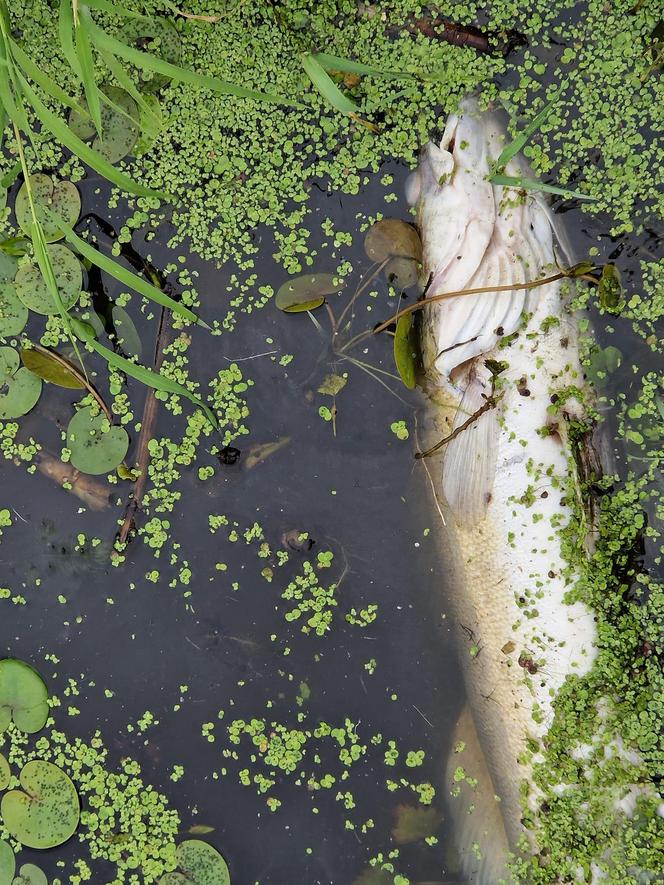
[0, 0, 662, 883]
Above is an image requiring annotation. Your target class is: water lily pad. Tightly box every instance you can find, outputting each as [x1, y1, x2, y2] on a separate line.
[14, 175, 81, 243]
[598, 263, 624, 314]
[0, 284, 29, 338]
[393, 313, 417, 389]
[20, 348, 86, 390]
[135, 95, 164, 157]
[111, 305, 142, 357]
[160, 840, 230, 885]
[119, 18, 182, 92]
[275, 273, 342, 312]
[0, 659, 49, 734]
[67, 406, 129, 475]
[0, 251, 18, 284]
[384, 256, 420, 291]
[0, 840, 15, 884]
[0, 753, 10, 790]
[0, 347, 42, 420]
[70, 87, 139, 164]
[364, 218, 422, 263]
[14, 245, 82, 316]
[13, 864, 47, 885]
[1, 760, 80, 849]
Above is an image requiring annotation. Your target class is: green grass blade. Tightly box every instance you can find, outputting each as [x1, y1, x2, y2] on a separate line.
[490, 174, 599, 202]
[0, 159, 20, 187]
[302, 52, 358, 114]
[10, 38, 90, 117]
[88, 21, 300, 107]
[492, 91, 561, 171]
[83, 0, 150, 20]
[75, 6, 103, 136]
[0, 31, 31, 133]
[313, 51, 414, 81]
[71, 318, 219, 429]
[51, 213, 206, 326]
[17, 72, 172, 200]
[58, 0, 82, 81]
[97, 47, 159, 126]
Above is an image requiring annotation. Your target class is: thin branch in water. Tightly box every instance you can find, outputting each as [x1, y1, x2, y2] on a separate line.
[415, 390, 501, 460]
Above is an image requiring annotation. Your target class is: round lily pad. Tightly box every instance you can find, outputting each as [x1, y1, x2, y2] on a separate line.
[0, 840, 15, 884]
[119, 19, 182, 92]
[14, 245, 82, 316]
[0, 284, 29, 337]
[0, 659, 49, 734]
[0, 752, 10, 790]
[66, 406, 129, 475]
[12, 864, 48, 885]
[0, 347, 42, 420]
[0, 251, 18, 284]
[275, 273, 342, 312]
[70, 87, 139, 164]
[14, 175, 81, 243]
[364, 218, 422, 263]
[1, 760, 80, 849]
[160, 840, 230, 885]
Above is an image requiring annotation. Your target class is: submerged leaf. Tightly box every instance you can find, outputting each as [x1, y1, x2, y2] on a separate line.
[391, 804, 439, 844]
[393, 314, 417, 389]
[275, 273, 342, 312]
[15, 175, 81, 244]
[20, 347, 87, 390]
[110, 305, 142, 357]
[364, 219, 422, 263]
[384, 256, 420, 290]
[318, 374, 346, 396]
[598, 263, 625, 314]
[1, 760, 80, 849]
[14, 244, 81, 315]
[0, 347, 42, 419]
[0, 658, 49, 734]
[159, 839, 230, 885]
[66, 406, 130, 475]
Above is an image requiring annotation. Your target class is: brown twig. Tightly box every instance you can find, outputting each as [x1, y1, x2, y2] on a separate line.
[408, 18, 491, 52]
[116, 308, 171, 545]
[415, 391, 501, 459]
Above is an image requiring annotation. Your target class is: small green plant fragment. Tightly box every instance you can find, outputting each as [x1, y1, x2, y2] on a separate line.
[66, 406, 129, 475]
[302, 52, 359, 114]
[14, 244, 81, 315]
[159, 839, 230, 885]
[0, 659, 49, 734]
[0, 347, 42, 419]
[393, 314, 417, 389]
[12, 864, 48, 885]
[0, 284, 29, 337]
[0, 752, 10, 790]
[318, 374, 346, 396]
[69, 87, 139, 164]
[391, 803, 439, 844]
[586, 345, 622, 385]
[490, 174, 598, 202]
[364, 218, 422, 263]
[110, 305, 142, 357]
[14, 175, 81, 243]
[0, 840, 15, 884]
[187, 825, 215, 836]
[275, 273, 342, 313]
[598, 263, 625, 314]
[134, 94, 163, 157]
[1, 760, 80, 849]
[20, 348, 86, 390]
[491, 92, 561, 172]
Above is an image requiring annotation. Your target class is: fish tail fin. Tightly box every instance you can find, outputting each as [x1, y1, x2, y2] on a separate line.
[442, 366, 499, 527]
[446, 705, 513, 884]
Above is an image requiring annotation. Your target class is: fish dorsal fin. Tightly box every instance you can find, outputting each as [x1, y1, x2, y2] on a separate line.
[442, 367, 499, 527]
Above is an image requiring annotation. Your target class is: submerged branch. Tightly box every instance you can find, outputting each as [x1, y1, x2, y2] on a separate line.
[32, 451, 112, 511]
[415, 391, 501, 460]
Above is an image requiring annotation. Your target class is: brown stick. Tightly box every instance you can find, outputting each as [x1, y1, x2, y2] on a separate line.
[415, 393, 501, 459]
[116, 308, 171, 545]
[408, 18, 491, 53]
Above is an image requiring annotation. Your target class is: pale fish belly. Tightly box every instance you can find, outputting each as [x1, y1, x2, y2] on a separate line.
[422, 275, 598, 879]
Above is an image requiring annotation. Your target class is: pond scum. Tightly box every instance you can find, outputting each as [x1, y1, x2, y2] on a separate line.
[0, 0, 662, 883]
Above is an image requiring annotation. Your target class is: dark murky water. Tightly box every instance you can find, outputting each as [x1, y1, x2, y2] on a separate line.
[1, 135, 661, 885]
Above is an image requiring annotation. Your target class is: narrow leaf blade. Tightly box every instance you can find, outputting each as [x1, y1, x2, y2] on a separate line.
[490, 174, 598, 202]
[301, 52, 358, 114]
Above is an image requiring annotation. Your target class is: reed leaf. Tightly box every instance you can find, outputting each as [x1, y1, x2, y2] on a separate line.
[10, 39, 90, 117]
[58, 0, 82, 81]
[313, 52, 414, 81]
[17, 72, 171, 200]
[51, 213, 206, 326]
[490, 174, 598, 202]
[71, 318, 219, 429]
[84, 0, 150, 20]
[492, 91, 561, 171]
[301, 52, 358, 114]
[97, 47, 159, 126]
[87, 21, 298, 107]
[75, 6, 102, 136]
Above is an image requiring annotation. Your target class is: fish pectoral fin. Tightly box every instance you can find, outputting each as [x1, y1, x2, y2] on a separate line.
[442, 370, 499, 527]
[446, 705, 513, 884]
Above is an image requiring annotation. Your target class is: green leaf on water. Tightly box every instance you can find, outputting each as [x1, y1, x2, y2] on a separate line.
[302, 52, 359, 114]
[69, 86, 139, 164]
[75, 5, 103, 138]
[0, 346, 42, 419]
[0, 283, 29, 338]
[66, 406, 129, 475]
[364, 218, 422, 263]
[0, 840, 15, 884]
[275, 273, 342, 313]
[1, 760, 80, 849]
[134, 94, 163, 157]
[492, 91, 561, 172]
[15, 175, 81, 243]
[312, 52, 415, 81]
[159, 839, 230, 885]
[489, 174, 598, 202]
[0, 252, 18, 283]
[20, 347, 87, 390]
[0, 752, 10, 790]
[0, 658, 49, 734]
[14, 244, 81, 315]
[317, 374, 346, 396]
[12, 863, 48, 885]
[598, 263, 625, 314]
[110, 305, 142, 358]
[393, 313, 417, 390]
